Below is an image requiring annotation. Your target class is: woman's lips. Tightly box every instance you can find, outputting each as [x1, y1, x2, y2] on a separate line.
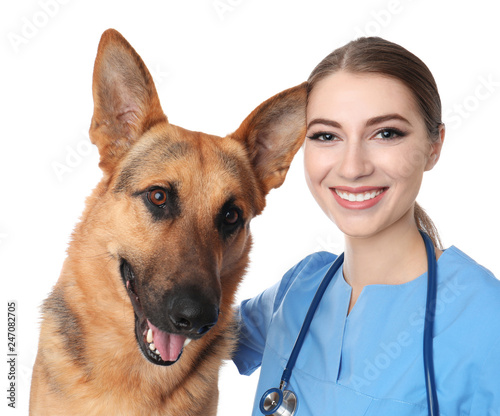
[330, 186, 388, 210]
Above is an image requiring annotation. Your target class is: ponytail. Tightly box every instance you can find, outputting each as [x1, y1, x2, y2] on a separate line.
[414, 202, 442, 250]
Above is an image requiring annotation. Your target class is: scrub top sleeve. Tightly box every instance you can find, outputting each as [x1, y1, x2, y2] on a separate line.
[468, 333, 500, 415]
[232, 256, 310, 376]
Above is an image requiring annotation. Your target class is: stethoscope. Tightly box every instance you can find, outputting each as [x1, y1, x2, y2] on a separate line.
[259, 230, 439, 416]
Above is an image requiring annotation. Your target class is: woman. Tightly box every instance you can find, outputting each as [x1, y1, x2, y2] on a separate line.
[233, 37, 500, 415]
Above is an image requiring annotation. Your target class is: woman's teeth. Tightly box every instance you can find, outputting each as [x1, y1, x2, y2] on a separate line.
[335, 188, 384, 202]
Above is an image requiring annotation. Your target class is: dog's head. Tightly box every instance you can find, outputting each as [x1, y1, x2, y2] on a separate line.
[87, 29, 306, 366]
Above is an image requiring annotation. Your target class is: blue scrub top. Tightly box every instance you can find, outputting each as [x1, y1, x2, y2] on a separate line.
[233, 246, 500, 415]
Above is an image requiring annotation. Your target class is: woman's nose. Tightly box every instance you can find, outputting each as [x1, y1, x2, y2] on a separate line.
[337, 142, 373, 180]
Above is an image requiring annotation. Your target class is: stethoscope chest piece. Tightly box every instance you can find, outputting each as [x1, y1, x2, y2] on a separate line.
[259, 387, 297, 416]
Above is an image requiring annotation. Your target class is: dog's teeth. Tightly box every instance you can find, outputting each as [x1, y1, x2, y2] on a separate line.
[149, 342, 156, 351]
[155, 349, 160, 355]
[146, 328, 153, 343]
[183, 338, 192, 348]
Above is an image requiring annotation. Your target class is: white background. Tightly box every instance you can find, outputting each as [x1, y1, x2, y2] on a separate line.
[1, 0, 499, 415]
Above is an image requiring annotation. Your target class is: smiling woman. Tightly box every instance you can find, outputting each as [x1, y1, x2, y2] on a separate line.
[304, 72, 442, 246]
[233, 37, 500, 416]
[306, 37, 444, 249]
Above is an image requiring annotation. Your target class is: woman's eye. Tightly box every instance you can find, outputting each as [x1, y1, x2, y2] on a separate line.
[147, 188, 167, 207]
[307, 132, 337, 141]
[374, 128, 405, 140]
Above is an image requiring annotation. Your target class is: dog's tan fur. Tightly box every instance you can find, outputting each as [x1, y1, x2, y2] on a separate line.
[29, 29, 306, 415]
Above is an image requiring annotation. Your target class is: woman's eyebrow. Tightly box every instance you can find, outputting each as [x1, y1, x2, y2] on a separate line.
[365, 113, 412, 127]
[307, 114, 412, 131]
[307, 118, 341, 130]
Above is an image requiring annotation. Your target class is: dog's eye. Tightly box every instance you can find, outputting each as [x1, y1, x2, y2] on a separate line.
[147, 188, 167, 207]
[140, 185, 180, 222]
[217, 202, 243, 239]
[224, 208, 239, 225]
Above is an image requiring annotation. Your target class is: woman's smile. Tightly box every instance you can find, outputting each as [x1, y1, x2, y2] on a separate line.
[330, 186, 388, 210]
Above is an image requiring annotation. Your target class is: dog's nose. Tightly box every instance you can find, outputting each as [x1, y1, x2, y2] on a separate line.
[168, 290, 219, 336]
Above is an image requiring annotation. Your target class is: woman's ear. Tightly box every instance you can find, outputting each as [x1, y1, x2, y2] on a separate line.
[425, 123, 445, 171]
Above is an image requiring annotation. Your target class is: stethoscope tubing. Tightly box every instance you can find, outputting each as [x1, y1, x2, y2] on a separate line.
[262, 231, 439, 416]
[421, 231, 440, 416]
[281, 252, 345, 386]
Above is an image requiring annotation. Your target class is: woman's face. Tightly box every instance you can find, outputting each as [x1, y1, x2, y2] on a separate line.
[304, 71, 443, 239]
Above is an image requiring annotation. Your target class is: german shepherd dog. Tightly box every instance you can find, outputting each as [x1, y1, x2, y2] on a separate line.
[29, 29, 306, 415]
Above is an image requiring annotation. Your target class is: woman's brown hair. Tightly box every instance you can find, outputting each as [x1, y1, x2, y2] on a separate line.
[307, 37, 443, 249]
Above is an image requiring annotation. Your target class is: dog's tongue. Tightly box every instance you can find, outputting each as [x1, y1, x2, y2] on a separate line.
[147, 320, 186, 362]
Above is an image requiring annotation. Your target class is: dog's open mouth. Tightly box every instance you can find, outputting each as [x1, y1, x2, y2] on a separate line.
[120, 260, 191, 366]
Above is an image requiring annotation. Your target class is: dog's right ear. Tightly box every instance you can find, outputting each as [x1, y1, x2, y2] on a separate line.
[89, 29, 167, 174]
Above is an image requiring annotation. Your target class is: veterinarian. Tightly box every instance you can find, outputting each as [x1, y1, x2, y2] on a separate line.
[232, 37, 500, 415]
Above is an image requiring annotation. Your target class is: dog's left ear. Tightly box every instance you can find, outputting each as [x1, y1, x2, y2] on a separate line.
[232, 82, 307, 196]
[89, 29, 167, 174]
